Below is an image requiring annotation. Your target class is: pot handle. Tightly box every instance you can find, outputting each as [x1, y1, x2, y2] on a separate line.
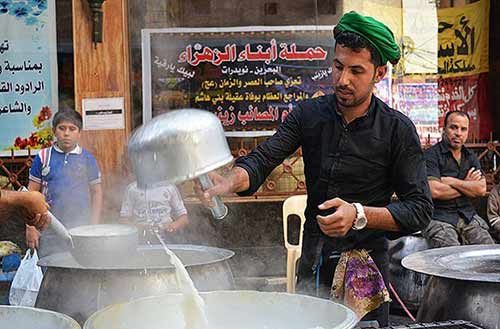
[198, 174, 229, 221]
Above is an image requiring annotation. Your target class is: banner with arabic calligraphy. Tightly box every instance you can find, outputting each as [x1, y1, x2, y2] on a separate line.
[438, 73, 490, 140]
[0, 0, 58, 155]
[396, 83, 440, 144]
[142, 26, 335, 132]
[437, 0, 489, 77]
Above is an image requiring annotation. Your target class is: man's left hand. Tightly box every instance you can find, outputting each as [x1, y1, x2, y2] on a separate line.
[316, 197, 356, 237]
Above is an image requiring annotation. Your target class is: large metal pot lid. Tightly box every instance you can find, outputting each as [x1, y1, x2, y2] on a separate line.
[68, 224, 137, 237]
[402, 244, 500, 282]
[38, 244, 235, 270]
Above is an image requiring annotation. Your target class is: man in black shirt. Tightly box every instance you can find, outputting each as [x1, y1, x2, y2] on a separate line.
[197, 12, 432, 326]
[422, 111, 495, 247]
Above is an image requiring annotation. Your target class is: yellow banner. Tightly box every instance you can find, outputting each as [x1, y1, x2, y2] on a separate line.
[437, 0, 489, 77]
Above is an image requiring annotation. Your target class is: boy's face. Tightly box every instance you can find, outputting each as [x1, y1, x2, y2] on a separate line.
[53, 121, 81, 152]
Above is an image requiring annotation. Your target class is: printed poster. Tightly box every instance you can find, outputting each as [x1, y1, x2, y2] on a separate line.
[0, 0, 58, 154]
[142, 26, 335, 134]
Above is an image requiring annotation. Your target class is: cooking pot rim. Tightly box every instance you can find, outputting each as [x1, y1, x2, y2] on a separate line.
[402, 244, 500, 282]
[83, 290, 359, 329]
[37, 244, 235, 270]
[0, 305, 81, 328]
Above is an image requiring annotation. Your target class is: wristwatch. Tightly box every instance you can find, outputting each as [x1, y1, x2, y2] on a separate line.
[352, 202, 367, 230]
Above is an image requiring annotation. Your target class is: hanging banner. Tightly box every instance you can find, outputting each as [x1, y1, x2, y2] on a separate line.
[142, 26, 335, 135]
[0, 0, 58, 155]
[402, 0, 438, 74]
[396, 83, 439, 144]
[438, 73, 490, 140]
[437, 0, 489, 77]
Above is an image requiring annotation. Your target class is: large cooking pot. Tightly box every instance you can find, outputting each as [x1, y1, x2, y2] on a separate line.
[402, 244, 500, 329]
[128, 109, 233, 220]
[83, 291, 358, 329]
[36, 244, 235, 324]
[388, 233, 430, 311]
[0, 305, 80, 329]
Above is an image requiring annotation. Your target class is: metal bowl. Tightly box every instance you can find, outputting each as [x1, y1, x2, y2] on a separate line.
[128, 109, 233, 187]
[68, 224, 138, 268]
[84, 291, 358, 329]
[0, 305, 80, 329]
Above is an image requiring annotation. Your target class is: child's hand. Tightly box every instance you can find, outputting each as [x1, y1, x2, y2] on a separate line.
[162, 221, 184, 233]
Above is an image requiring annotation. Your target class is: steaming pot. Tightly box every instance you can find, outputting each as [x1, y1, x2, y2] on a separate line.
[0, 305, 80, 329]
[83, 291, 358, 329]
[35, 244, 235, 324]
[402, 244, 500, 329]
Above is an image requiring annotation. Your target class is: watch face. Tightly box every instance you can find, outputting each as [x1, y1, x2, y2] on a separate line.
[353, 216, 367, 230]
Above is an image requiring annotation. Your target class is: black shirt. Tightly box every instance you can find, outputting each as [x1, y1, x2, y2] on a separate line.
[425, 140, 482, 225]
[235, 94, 432, 274]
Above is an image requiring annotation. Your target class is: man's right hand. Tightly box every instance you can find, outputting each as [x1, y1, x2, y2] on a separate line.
[26, 225, 41, 249]
[193, 171, 236, 208]
[18, 191, 51, 230]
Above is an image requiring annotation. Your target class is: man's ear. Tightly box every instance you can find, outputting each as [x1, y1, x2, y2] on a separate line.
[373, 65, 387, 84]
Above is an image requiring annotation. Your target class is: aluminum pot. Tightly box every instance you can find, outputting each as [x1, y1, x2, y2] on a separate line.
[68, 224, 138, 267]
[0, 305, 80, 329]
[388, 233, 430, 311]
[128, 109, 233, 186]
[36, 244, 235, 324]
[402, 245, 500, 329]
[84, 291, 358, 329]
[128, 109, 233, 220]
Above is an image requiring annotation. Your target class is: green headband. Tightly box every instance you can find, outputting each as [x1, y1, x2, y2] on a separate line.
[335, 11, 401, 65]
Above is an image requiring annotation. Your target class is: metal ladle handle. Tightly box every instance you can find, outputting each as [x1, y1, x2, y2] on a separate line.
[198, 174, 228, 221]
[19, 187, 73, 246]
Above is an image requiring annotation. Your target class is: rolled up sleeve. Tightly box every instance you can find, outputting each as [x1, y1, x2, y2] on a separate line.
[385, 124, 433, 233]
[235, 105, 303, 196]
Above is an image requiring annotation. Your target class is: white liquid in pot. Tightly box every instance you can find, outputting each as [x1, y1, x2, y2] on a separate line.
[155, 231, 209, 329]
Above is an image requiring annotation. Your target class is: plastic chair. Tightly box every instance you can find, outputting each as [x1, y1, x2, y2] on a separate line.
[282, 194, 307, 293]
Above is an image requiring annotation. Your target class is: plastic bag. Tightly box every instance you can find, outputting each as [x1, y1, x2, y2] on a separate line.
[9, 249, 43, 306]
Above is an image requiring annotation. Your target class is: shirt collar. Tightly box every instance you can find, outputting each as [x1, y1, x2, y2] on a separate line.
[53, 143, 82, 155]
[333, 94, 376, 124]
[439, 140, 470, 155]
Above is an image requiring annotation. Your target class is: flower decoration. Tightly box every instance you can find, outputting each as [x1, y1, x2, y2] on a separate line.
[7, 105, 53, 150]
[0, 0, 47, 26]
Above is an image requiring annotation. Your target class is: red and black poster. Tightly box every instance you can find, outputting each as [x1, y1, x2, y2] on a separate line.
[142, 26, 335, 134]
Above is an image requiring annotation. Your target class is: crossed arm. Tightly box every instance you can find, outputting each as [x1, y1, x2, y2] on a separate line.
[429, 167, 486, 200]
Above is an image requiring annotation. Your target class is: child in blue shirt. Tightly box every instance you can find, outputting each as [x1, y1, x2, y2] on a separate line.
[26, 109, 102, 257]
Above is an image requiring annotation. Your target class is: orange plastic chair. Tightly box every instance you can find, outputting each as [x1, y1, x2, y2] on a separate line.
[282, 194, 307, 293]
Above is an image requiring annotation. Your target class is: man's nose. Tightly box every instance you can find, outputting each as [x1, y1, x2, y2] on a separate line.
[337, 70, 350, 86]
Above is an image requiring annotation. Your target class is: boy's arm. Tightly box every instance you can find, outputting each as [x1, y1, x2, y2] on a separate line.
[26, 158, 43, 249]
[28, 180, 41, 192]
[166, 214, 189, 232]
[90, 183, 102, 224]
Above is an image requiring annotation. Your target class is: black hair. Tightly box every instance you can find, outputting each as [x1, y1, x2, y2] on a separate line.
[444, 110, 470, 127]
[52, 109, 83, 130]
[333, 30, 382, 67]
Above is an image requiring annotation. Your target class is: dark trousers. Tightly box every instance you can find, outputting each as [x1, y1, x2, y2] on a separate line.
[296, 248, 389, 327]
